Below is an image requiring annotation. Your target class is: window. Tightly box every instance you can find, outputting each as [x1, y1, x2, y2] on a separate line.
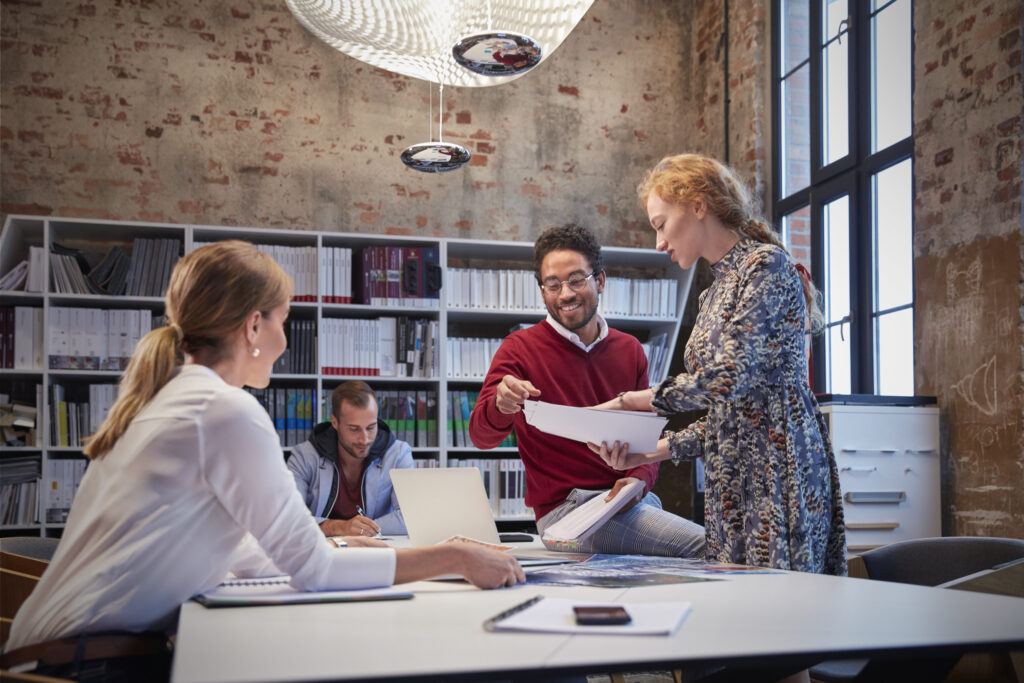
[772, 0, 914, 395]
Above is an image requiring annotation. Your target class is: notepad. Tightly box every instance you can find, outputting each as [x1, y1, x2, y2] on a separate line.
[541, 479, 645, 546]
[194, 576, 414, 608]
[484, 595, 691, 635]
[523, 400, 667, 453]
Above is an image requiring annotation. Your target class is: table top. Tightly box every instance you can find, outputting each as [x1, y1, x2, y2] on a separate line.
[171, 559, 1024, 683]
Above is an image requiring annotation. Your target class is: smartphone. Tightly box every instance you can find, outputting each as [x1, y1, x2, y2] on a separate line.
[572, 605, 632, 626]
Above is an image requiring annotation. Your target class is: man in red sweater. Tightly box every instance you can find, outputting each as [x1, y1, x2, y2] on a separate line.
[469, 224, 705, 557]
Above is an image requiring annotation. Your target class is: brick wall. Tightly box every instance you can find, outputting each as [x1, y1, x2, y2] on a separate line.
[914, 0, 1023, 537]
[1, 0, 694, 248]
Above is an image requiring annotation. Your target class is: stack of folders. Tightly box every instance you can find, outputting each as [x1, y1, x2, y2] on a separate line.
[194, 576, 413, 607]
[484, 595, 691, 636]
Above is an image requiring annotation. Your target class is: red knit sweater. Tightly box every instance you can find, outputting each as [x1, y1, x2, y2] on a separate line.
[469, 320, 658, 519]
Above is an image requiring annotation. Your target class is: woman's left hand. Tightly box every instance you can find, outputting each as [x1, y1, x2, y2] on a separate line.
[587, 438, 671, 470]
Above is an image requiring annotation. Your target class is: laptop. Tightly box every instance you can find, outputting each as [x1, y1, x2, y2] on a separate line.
[389, 467, 580, 566]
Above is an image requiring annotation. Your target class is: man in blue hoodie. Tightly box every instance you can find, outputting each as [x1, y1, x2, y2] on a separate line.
[288, 381, 413, 536]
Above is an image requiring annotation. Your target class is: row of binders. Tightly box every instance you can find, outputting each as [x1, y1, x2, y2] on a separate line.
[321, 245, 441, 308]
[445, 268, 679, 318]
[446, 337, 503, 379]
[447, 390, 517, 448]
[48, 307, 158, 370]
[373, 389, 439, 448]
[245, 387, 318, 448]
[447, 458, 532, 518]
[0, 456, 40, 526]
[273, 320, 317, 375]
[0, 306, 44, 369]
[1, 457, 88, 525]
[194, 243, 443, 308]
[319, 317, 439, 378]
[49, 383, 115, 448]
[49, 239, 180, 297]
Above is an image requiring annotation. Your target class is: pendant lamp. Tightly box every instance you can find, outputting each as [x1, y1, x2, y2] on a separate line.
[401, 83, 471, 173]
[284, 0, 593, 88]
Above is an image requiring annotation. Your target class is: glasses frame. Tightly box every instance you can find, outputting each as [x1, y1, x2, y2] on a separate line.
[539, 271, 598, 295]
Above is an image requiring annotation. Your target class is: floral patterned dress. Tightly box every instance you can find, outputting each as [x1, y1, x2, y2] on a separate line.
[652, 239, 847, 575]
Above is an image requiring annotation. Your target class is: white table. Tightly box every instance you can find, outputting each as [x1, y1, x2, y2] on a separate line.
[171, 566, 1024, 682]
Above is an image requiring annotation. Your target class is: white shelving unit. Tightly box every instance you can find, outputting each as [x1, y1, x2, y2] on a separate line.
[0, 216, 694, 534]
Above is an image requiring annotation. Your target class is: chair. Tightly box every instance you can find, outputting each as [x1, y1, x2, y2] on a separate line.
[810, 536, 1024, 683]
[0, 537, 59, 647]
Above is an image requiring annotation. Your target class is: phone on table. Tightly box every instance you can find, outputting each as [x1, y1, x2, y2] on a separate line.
[572, 605, 632, 626]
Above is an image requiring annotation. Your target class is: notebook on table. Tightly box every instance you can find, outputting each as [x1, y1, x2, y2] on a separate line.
[388, 467, 582, 567]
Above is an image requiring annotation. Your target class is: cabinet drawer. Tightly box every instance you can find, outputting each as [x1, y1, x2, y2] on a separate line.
[827, 408, 938, 454]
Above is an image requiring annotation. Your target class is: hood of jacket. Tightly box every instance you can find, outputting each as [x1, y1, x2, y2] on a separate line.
[307, 418, 397, 467]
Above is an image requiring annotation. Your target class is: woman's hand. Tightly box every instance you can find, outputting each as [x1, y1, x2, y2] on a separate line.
[587, 437, 671, 470]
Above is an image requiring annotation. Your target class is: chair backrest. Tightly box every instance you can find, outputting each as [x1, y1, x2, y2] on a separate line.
[1, 567, 40, 646]
[0, 536, 61, 563]
[858, 536, 1024, 587]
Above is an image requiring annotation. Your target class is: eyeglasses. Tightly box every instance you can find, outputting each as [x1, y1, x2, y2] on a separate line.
[539, 271, 596, 295]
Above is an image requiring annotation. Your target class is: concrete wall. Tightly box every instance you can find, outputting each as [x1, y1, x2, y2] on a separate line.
[913, 0, 1023, 537]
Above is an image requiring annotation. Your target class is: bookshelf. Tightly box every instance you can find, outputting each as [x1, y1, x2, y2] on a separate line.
[0, 216, 694, 534]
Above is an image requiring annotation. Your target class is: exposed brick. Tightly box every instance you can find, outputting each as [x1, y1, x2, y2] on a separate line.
[557, 85, 579, 97]
[456, 111, 471, 124]
[476, 142, 494, 154]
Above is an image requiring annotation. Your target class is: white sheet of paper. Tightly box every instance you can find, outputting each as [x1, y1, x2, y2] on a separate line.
[522, 400, 667, 453]
[487, 596, 691, 635]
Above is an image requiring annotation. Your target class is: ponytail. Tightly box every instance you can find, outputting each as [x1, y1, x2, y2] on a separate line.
[83, 325, 184, 459]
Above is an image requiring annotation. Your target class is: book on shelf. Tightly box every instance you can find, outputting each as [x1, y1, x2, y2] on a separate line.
[193, 575, 413, 608]
[0, 259, 28, 291]
[541, 479, 645, 547]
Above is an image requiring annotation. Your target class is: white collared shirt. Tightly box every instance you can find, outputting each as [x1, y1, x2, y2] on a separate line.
[545, 311, 610, 352]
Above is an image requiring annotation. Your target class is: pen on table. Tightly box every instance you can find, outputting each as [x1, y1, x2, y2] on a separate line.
[483, 595, 544, 631]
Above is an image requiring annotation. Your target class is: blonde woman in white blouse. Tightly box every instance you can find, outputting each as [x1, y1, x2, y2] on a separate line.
[7, 241, 522, 676]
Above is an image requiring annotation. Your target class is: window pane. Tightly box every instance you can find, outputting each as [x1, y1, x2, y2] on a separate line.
[821, 0, 849, 165]
[873, 159, 913, 310]
[781, 0, 811, 74]
[823, 195, 849, 325]
[872, 0, 911, 151]
[781, 66, 811, 197]
[823, 0, 848, 39]
[827, 323, 852, 393]
[781, 205, 812, 272]
[875, 308, 914, 395]
[823, 194, 850, 394]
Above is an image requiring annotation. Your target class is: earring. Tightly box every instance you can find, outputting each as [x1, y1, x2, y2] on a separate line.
[252, 348, 260, 358]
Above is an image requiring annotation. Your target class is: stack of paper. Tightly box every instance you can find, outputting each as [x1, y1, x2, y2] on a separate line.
[541, 480, 645, 544]
[522, 400, 667, 453]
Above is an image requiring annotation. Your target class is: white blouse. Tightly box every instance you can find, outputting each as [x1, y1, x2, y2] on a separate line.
[8, 364, 396, 650]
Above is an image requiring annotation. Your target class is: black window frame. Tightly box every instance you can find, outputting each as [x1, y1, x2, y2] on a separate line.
[771, 0, 915, 394]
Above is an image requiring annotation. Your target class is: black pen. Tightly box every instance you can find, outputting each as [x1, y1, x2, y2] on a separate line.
[483, 595, 544, 632]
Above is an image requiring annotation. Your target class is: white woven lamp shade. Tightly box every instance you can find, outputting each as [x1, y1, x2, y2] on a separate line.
[284, 0, 594, 87]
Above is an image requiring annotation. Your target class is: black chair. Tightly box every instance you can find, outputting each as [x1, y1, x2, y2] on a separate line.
[810, 536, 1024, 683]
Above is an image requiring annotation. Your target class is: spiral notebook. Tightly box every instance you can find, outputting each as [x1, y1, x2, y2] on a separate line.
[194, 576, 413, 608]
